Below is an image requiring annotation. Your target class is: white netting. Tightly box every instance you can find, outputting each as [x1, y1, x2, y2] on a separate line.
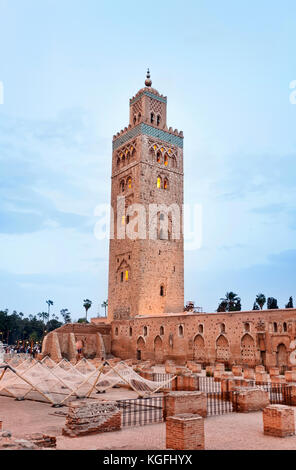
[96, 362, 174, 396]
[0, 358, 174, 404]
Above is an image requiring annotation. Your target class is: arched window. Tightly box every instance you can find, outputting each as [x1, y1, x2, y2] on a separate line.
[160, 213, 165, 221]
[273, 322, 278, 333]
[120, 180, 125, 192]
[127, 177, 132, 189]
[164, 154, 168, 166]
[125, 270, 129, 281]
[133, 115, 137, 125]
[143, 326, 148, 336]
[160, 285, 164, 296]
[157, 115, 161, 126]
[163, 178, 168, 190]
[120, 272, 123, 282]
[129, 327, 132, 337]
[156, 151, 161, 163]
[138, 113, 141, 122]
[244, 322, 250, 332]
[220, 323, 225, 333]
[178, 325, 184, 337]
[122, 155, 125, 166]
[115, 327, 118, 336]
[160, 326, 164, 335]
[117, 157, 120, 167]
[283, 322, 287, 332]
[157, 176, 162, 189]
[150, 113, 154, 124]
[198, 324, 204, 334]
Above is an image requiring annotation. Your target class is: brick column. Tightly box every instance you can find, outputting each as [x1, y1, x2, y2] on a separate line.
[166, 414, 204, 450]
[163, 391, 207, 419]
[263, 405, 295, 437]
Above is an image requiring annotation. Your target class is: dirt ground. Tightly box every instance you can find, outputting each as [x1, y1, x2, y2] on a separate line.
[2, 395, 296, 450]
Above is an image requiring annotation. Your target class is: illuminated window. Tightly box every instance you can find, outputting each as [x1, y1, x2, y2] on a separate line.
[125, 270, 129, 281]
[164, 178, 168, 190]
[121, 215, 125, 225]
[127, 177, 132, 189]
[157, 177, 161, 188]
[164, 154, 168, 166]
[156, 151, 161, 163]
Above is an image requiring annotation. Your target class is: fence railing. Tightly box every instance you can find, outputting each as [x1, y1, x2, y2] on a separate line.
[116, 395, 164, 427]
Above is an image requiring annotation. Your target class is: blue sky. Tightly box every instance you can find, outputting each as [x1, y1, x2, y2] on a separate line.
[0, 0, 296, 318]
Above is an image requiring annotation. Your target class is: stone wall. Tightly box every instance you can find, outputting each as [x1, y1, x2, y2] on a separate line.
[62, 400, 121, 437]
[110, 308, 296, 369]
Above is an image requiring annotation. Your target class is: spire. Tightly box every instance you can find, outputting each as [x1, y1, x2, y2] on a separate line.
[145, 68, 152, 87]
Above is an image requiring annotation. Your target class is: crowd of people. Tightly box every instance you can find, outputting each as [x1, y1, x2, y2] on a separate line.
[4, 344, 41, 358]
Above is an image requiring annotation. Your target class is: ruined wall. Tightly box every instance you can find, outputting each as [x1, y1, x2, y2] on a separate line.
[110, 308, 296, 369]
[41, 323, 111, 361]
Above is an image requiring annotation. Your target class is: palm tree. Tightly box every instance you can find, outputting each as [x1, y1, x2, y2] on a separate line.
[219, 292, 241, 312]
[60, 308, 72, 324]
[46, 300, 54, 319]
[83, 299, 92, 322]
[256, 293, 266, 310]
[101, 300, 108, 317]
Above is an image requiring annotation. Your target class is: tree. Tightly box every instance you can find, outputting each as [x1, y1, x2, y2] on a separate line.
[286, 297, 294, 309]
[46, 300, 54, 319]
[101, 300, 108, 317]
[255, 293, 266, 310]
[78, 318, 88, 323]
[60, 308, 72, 324]
[252, 302, 260, 310]
[267, 297, 279, 309]
[83, 299, 92, 322]
[217, 292, 241, 312]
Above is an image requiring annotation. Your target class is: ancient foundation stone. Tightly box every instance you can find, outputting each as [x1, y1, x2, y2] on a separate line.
[166, 413, 204, 450]
[263, 405, 295, 437]
[232, 365, 243, 376]
[243, 368, 255, 380]
[62, 400, 121, 437]
[236, 388, 270, 412]
[163, 391, 207, 419]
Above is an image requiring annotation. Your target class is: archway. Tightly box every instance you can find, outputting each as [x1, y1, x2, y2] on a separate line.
[136, 336, 145, 361]
[154, 336, 164, 363]
[193, 334, 205, 362]
[276, 343, 287, 373]
[241, 333, 256, 366]
[216, 335, 230, 363]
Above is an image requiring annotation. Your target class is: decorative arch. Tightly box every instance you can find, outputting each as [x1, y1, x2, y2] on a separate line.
[241, 333, 256, 366]
[193, 334, 205, 362]
[136, 336, 146, 361]
[276, 343, 287, 373]
[154, 335, 164, 363]
[216, 334, 230, 362]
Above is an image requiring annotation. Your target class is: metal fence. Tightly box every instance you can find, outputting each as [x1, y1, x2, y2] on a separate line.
[206, 391, 238, 416]
[116, 395, 164, 427]
[152, 372, 174, 389]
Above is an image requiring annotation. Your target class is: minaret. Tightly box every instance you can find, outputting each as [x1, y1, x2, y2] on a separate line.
[107, 71, 184, 321]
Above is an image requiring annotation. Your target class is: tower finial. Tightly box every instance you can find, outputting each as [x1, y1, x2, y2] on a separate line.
[145, 68, 152, 87]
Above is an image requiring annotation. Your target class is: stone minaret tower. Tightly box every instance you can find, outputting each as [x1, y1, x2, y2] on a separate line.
[107, 70, 184, 321]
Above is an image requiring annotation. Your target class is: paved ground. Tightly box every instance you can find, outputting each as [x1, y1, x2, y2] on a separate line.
[2, 395, 296, 450]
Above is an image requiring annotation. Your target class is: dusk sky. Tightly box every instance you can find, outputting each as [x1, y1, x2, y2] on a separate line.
[0, 0, 296, 319]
